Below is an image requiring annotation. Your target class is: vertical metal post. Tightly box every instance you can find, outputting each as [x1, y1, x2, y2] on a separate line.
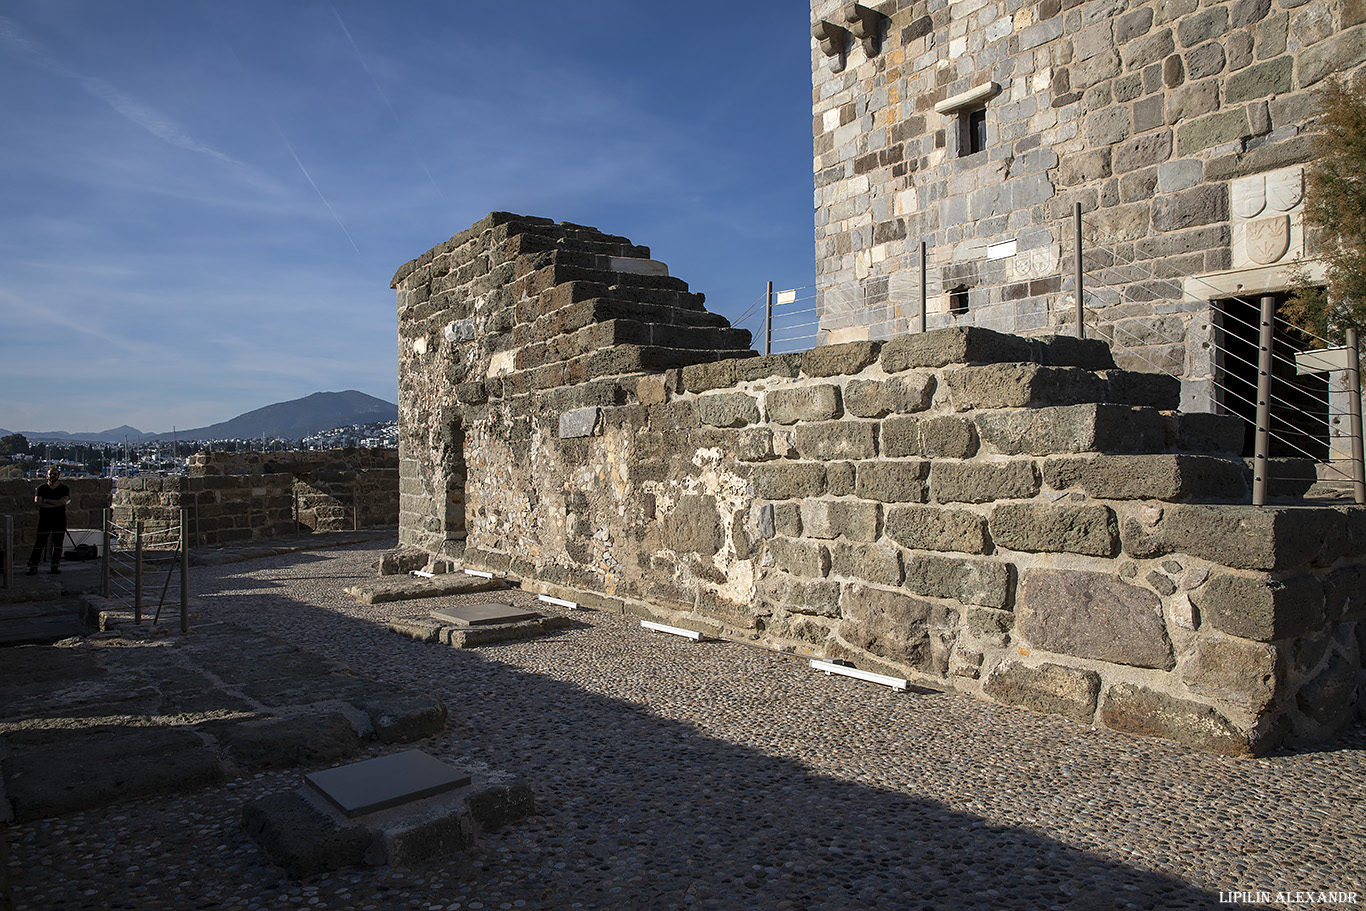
[101, 509, 111, 599]
[764, 281, 773, 355]
[3, 515, 12, 590]
[1346, 327, 1365, 505]
[919, 240, 928, 333]
[133, 520, 143, 625]
[180, 508, 189, 634]
[1252, 294, 1276, 506]
[1073, 202, 1085, 339]
[353, 485, 360, 531]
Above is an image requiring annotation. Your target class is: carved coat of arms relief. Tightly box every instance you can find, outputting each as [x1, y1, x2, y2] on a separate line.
[1231, 167, 1304, 269]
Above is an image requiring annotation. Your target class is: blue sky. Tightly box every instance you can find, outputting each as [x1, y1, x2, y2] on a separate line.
[0, 1, 817, 435]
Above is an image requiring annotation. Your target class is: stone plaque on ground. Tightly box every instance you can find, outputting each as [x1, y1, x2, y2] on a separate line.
[429, 602, 541, 627]
[304, 749, 471, 818]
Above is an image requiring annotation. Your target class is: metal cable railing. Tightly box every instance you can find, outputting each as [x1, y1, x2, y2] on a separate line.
[101, 508, 190, 631]
[744, 206, 1365, 505]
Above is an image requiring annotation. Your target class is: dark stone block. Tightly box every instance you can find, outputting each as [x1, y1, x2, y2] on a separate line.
[982, 660, 1100, 724]
[242, 791, 371, 878]
[991, 503, 1118, 557]
[1099, 683, 1272, 757]
[881, 327, 1033, 371]
[1018, 569, 1173, 669]
[217, 712, 364, 771]
[1192, 572, 1324, 641]
[837, 583, 956, 676]
[931, 461, 1040, 504]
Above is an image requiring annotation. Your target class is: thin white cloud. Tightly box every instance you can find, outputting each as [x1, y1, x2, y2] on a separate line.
[0, 15, 242, 168]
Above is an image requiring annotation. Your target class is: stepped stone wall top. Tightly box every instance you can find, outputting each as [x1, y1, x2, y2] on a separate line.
[394, 214, 1365, 757]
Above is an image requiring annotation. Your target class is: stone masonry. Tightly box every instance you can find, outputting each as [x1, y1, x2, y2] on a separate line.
[808, 0, 1357, 415]
[394, 214, 1366, 757]
[110, 449, 398, 548]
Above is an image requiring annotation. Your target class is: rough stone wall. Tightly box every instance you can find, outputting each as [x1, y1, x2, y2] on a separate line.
[808, 0, 1357, 409]
[390, 212, 753, 561]
[0, 478, 112, 556]
[395, 215, 1364, 756]
[110, 449, 398, 546]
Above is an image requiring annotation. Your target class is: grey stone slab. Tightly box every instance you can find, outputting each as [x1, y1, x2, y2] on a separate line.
[430, 602, 541, 627]
[305, 749, 471, 819]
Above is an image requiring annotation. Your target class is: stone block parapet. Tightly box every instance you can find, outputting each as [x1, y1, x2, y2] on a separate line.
[109, 449, 398, 547]
[395, 216, 1364, 757]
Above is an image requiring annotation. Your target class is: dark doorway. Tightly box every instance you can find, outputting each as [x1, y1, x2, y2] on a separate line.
[1214, 293, 1329, 460]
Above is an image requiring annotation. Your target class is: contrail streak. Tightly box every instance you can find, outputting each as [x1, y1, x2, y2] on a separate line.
[329, 3, 446, 201]
[278, 130, 361, 255]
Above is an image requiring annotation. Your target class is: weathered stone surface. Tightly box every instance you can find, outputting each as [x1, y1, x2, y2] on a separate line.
[1191, 572, 1325, 641]
[1176, 109, 1251, 155]
[242, 791, 371, 879]
[904, 553, 1013, 608]
[217, 713, 363, 771]
[695, 393, 760, 428]
[946, 364, 1106, 411]
[746, 463, 826, 500]
[1324, 563, 1366, 620]
[662, 495, 723, 555]
[1295, 652, 1359, 729]
[837, 584, 956, 675]
[975, 403, 1167, 455]
[766, 385, 841, 424]
[759, 574, 841, 617]
[768, 537, 831, 577]
[828, 541, 904, 586]
[1152, 183, 1228, 231]
[1178, 635, 1281, 714]
[844, 373, 936, 417]
[854, 459, 930, 503]
[982, 660, 1100, 724]
[1018, 570, 1173, 669]
[1224, 56, 1293, 103]
[918, 415, 979, 458]
[991, 503, 1118, 557]
[802, 340, 882, 377]
[793, 421, 878, 460]
[1298, 23, 1366, 86]
[1042, 454, 1248, 500]
[966, 606, 1014, 645]
[1099, 684, 1268, 757]
[2, 727, 227, 822]
[1120, 504, 1344, 570]
[885, 504, 990, 554]
[1113, 131, 1173, 173]
[559, 406, 601, 439]
[800, 498, 880, 541]
[880, 327, 1033, 372]
[362, 693, 448, 743]
[931, 460, 1040, 504]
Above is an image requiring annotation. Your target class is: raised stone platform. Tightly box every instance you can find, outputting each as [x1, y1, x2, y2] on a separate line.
[346, 573, 508, 605]
[242, 750, 534, 878]
[0, 623, 447, 823]
[388, 602, 575, 648]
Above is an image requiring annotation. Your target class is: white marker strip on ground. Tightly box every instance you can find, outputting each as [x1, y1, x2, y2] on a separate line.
[810, 659, 908, 692]
[409, 570, 434, 578]
[463, 569, 494, 579]
[538, 594, 580, 609]
[640, 620, 704, 641]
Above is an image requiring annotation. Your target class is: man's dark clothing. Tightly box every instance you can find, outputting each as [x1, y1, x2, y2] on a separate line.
[28, 482, 70, 570]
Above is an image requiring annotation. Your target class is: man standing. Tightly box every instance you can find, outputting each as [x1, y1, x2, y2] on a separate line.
[27, 466, 70, 575]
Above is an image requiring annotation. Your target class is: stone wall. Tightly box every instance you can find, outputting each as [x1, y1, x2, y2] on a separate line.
[807, 0, 1358, 410]
[111, 449, 398, 546]
[395, 214, 1365, 757]
[0, 478, 112, 561]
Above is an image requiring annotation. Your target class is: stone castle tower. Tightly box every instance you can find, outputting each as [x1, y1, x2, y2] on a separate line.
[809, 0, 1354, 442]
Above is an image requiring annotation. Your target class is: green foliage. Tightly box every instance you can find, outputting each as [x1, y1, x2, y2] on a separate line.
[1291, 79, 1366, 343]
[0, 433, 30, 457]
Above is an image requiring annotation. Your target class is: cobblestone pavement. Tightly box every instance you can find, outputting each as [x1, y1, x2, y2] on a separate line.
[6, 538, 1364, 911]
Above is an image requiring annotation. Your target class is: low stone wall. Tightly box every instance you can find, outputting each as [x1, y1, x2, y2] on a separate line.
[111, 449, 399, 547]
[0, 478, 112, 560]
[390, 214, 1360, 753]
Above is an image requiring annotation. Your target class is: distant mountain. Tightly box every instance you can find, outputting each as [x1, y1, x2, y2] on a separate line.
[15, 425, 148, 444]
[148, 391, 397, 442]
